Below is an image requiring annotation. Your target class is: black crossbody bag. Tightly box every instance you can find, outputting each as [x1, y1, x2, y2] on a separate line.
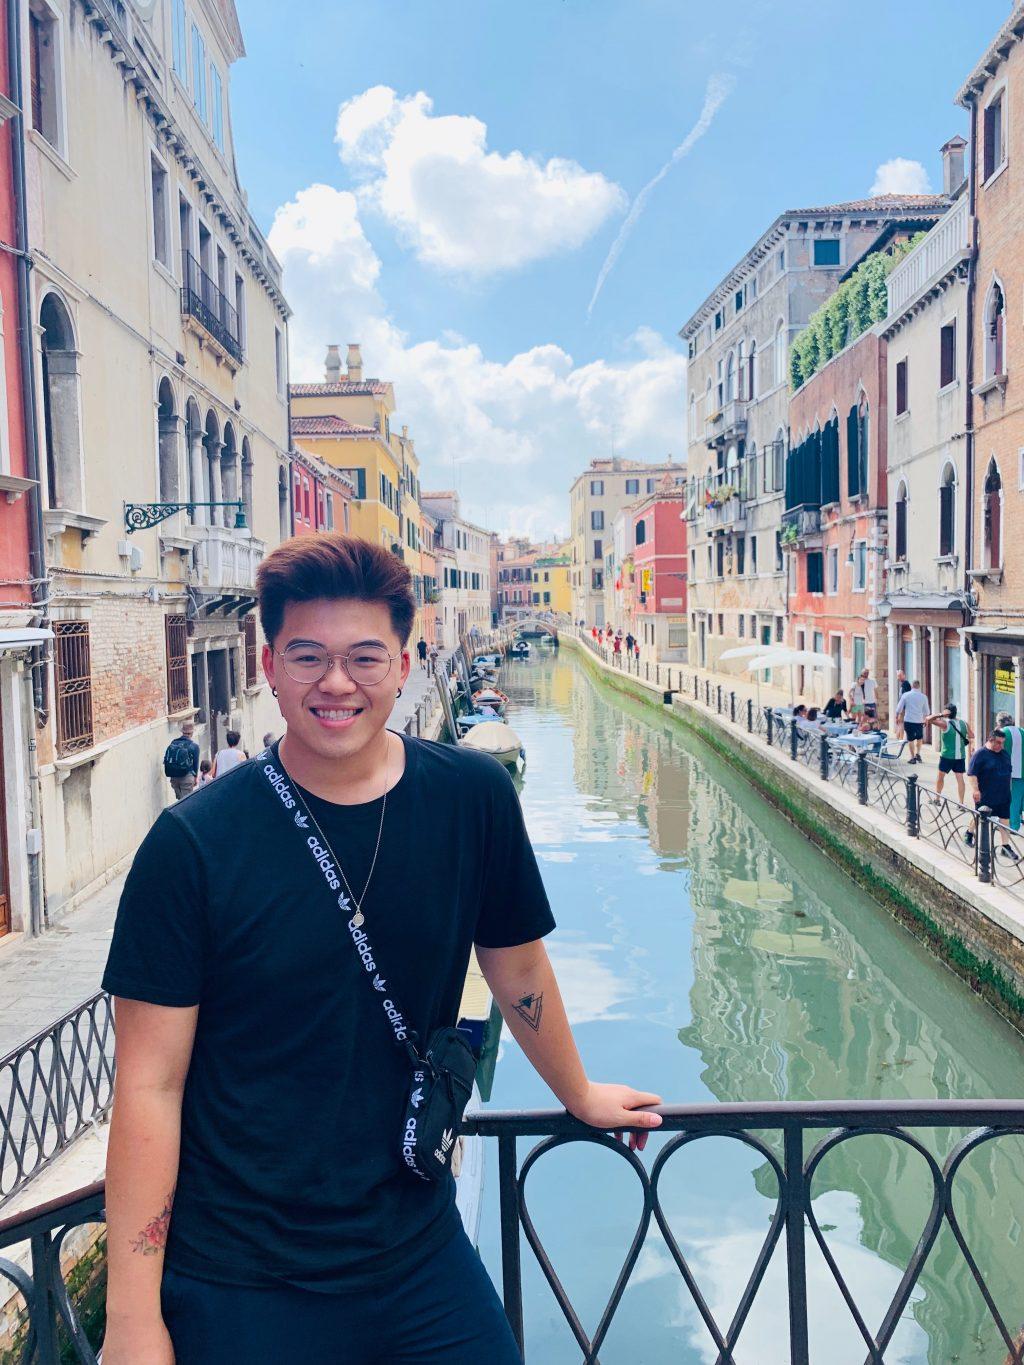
[256, 748, 477, 1183]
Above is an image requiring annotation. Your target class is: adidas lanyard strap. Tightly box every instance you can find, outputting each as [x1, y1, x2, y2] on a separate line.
[256, 744, 421, 1065]
[256, 743, 477, 1183]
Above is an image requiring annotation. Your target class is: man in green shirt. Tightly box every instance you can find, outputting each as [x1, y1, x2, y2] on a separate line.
[996, 711, 1024, 831]
[925, 703, 973, 804]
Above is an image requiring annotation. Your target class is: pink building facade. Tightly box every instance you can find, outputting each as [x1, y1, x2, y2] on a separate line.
[631, 487, 688, 661]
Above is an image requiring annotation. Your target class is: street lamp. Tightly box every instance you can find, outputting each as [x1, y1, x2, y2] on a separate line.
[123, 500, 247, 533]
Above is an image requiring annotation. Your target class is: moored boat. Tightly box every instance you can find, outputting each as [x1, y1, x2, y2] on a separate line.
[460, 719, 524, 768]
[471, 687, 508, 716]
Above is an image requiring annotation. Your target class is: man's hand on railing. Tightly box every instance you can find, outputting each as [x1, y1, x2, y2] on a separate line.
[567, 1081, 663, 1153]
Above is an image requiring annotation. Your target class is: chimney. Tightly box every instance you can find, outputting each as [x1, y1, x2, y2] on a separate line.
[941, 135, 968, 196]
[346, 343, 363, 383]
[325, 344, 342, 384]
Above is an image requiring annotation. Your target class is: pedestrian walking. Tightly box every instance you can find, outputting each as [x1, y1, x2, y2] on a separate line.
[162, 721, 199, 801]
[613, 633, 622, 655]
[633, 642, 640, 663]
[428, 642, 439, 677]
[101, 534, 661, 1365]
[850, 669, 877, 720]
[210, 730, 247, 779]
[417, 637, 428, 670]
[894, 680, 930, 763]
[894, 670, 911, 736]
[966, 730, 1018, 859]
[926, 704, 973, 803]
[625, 633, 635, 654]
[197, 758, 213, 788]
[996, 712, 1024, 831]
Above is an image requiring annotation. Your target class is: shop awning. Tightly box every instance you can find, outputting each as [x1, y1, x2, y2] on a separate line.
[962, 627, 1024, 658]
[0, 627, 53, 654]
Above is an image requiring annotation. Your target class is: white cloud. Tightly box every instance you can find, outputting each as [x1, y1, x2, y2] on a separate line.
[268, 185, 685, 540]
[870, 157, 932, 197]
[334, 85, 626, 277]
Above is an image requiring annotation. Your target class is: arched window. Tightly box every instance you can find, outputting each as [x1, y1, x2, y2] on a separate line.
[984, 459, 1002, 569]
[204, 409, 222, 525]
[737, 341, 746, 400]
[157, 377, 179, 503]
[40, 293, 83, 510]
[688, 394, 696, 442]
[184, 397, 205, 523]
[774, 321, 786, 387]
[241, 437, 253, 531]
[894, 480, 908, 562]
[725, 351, 736, 403]
[222, 421, 238, 509]
[747, 340, 757, 402]
[986, 282, 1006, 378]
[939, 464, 956, 558]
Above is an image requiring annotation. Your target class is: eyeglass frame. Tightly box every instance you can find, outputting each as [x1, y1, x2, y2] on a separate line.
[273, 643, 405, 687]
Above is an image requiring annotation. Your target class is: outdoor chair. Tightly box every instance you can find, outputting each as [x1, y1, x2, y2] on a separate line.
[876, 736, 909, 767]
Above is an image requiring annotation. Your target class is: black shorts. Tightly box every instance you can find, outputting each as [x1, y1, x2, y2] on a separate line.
[938, 757, 966, 774]
[982, 800, 1011, 821]
[904, 721, 924, 741]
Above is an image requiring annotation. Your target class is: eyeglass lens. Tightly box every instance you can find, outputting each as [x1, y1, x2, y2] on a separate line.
[281, 645, 392, 684]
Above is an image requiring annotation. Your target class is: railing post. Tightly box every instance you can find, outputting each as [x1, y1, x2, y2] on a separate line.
[645, 662, 649, 682]
[693, 672, 698, 698]
[747, 698, 754, 733]
[716, 684, 723, 714]
[978, 808, 993, 883]
[819, 735, 829, 781]
[906, 773, 920, 837]
[498, 1133, 525, 1353]
[31, 1232, 61, 1365]
[730, 691, 736, 723]
[765, 707, 774, 746]
[783, 1125, 811, 1365]
[857, 751, 869, 805]
[789, 717, 798, 761]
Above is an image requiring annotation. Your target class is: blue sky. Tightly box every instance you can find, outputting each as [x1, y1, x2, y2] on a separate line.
[229, 0, 1007, 537]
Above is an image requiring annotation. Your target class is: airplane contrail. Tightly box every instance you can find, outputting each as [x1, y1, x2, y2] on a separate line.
[587, 73, 736, 319]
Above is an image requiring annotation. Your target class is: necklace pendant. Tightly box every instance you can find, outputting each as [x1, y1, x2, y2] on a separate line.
[351, 910, 365, 928]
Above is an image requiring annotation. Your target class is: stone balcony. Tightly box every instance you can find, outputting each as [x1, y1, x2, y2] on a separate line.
[782, 504, 822, 545]
[704, 398, 747, 447]
[180, 524, 265, 592]
[886, 197, 971, 319]
[705, 495, 747, 531]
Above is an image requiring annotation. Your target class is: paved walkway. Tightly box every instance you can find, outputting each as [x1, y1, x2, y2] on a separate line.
[0, 874, 124, 1056]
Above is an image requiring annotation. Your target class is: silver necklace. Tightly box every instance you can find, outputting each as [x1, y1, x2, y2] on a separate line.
[278, 737, 391, 929]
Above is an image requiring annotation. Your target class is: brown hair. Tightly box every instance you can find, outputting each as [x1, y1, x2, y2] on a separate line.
[256, 534, 416, 646]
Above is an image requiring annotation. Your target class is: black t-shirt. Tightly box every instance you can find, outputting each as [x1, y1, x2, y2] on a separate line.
[102, 735, 554, 1291]
[968, 746, 1012, 806]
[823, 698, 847, 719]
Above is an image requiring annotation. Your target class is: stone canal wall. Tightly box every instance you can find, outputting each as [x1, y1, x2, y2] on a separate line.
[564, 635, 1024, 1036]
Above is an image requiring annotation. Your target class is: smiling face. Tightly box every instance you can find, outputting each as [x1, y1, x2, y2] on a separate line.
[262, 597, 411, 767]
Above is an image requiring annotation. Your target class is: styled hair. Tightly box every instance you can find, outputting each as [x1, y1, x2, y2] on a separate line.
[989, 730, 1006, 741]
[256, 534, 416, 646]
[947, 703, 958, 718]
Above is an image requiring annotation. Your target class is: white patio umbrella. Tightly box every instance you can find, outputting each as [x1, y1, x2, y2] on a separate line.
[747, 649, 836, 706]
[719, 643, 791, 710]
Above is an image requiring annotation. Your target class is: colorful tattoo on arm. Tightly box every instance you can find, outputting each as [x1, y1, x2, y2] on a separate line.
[511, 992, 543, 1033]
[130, 1190, 174, 1255]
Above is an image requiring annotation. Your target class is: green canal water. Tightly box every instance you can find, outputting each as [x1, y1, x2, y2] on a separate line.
[476, 649, 1024, 1365]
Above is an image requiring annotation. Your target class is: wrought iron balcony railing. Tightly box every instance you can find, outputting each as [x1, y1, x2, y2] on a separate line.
[180, 251, 244, 364]
[4, 1101, 1024, 1363]
[781, 504, 822, 541]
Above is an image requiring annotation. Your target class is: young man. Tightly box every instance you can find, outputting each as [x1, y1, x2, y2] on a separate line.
[101, 535, 661, 1365]
[162, 720, 199, 801]
[966, 729, 1019, 859]
[209, 728, 246, 779]
[926, 703, 973, 803]
[416, 636, 428, 669]
[894, 679, 930, 764]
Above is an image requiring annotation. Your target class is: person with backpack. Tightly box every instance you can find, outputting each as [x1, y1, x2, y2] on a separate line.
[163, 721, 200, 801]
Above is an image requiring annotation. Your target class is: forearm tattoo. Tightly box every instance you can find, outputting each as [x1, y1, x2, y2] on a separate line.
[130, 1189, 174, 1255]
[511, 992, 544, 1033]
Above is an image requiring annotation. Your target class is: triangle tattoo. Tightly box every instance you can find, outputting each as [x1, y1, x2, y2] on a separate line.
[513, 992, 544, 1032]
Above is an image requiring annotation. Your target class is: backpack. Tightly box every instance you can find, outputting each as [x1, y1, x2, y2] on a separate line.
[163, 737, 195, 778]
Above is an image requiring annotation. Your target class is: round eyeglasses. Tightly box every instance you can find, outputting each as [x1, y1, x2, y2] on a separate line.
[275, 643, 400, 687]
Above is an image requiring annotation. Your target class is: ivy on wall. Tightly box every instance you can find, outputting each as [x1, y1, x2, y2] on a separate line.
[789, 234, 926, 391]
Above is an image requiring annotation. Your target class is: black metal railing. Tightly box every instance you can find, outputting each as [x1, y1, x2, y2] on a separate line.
[464, 1103, 1024, 1364]
[181, 251, 244, 363]
[0, 994, 114, 1207]
[574, 633, 1024, 911]
[7, 1103, 1024, 1364]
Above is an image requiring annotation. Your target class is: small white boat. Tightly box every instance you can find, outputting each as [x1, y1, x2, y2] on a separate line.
[472, 654, 501, 669]
[510, 641, 531, 658]
[472, 687, 508, 716]
[460, 720, 523, 768]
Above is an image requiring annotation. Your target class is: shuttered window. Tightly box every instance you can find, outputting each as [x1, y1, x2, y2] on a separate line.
[165, 615, 190, 713]
[940, 321, 956, 388]
[55, 622, 94, 756]
[895, 492, 908, 561]
[806, 551, 824, 594]
[846, 405, 861, 498]
[939, 478, 955, 558]
[895, 359, 908, 415]
[244, 614, 258, 688]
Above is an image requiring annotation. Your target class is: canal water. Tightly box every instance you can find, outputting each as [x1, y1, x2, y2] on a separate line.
[476, 648, 1024, 1365]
